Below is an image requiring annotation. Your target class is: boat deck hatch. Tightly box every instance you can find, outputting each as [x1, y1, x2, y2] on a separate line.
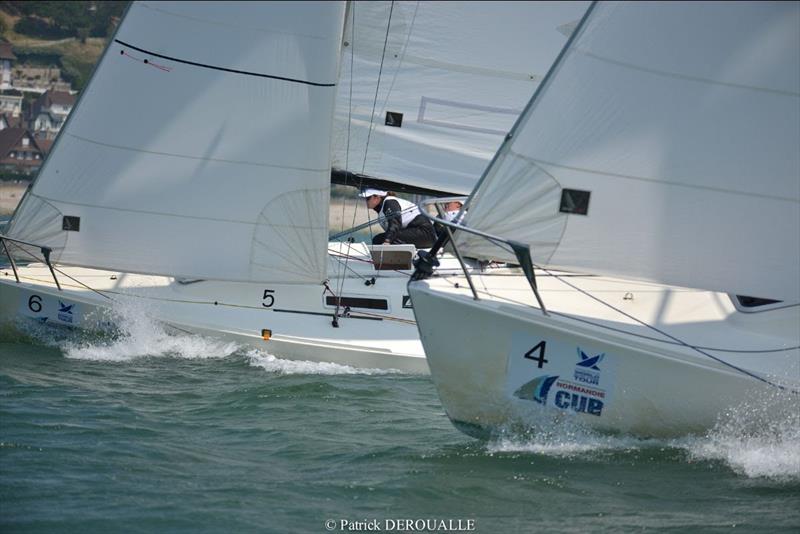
[369, 245, 415, 270]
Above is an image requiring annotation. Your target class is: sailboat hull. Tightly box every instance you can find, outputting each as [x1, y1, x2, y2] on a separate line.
[409, 275, 799, 438]
[0, 255, 433, 372]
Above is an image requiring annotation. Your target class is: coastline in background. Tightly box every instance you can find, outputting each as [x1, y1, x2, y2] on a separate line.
[0, 180, 28, 217]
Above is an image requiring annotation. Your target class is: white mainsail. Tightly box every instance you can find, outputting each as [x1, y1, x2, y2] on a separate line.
[457, 1, 800, 302]
[332, 1, 590, 195]
[6, 1, 346, 284]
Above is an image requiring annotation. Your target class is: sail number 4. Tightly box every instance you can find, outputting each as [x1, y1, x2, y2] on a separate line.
[523, 340, 548, 368]
[262, 289, 275, 308]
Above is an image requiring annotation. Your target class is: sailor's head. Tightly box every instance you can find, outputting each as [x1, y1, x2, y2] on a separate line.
[444, 200, 463, 212]
[359, 188, 387, 209]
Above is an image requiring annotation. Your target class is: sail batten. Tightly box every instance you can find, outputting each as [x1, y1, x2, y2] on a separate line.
[458, 1, 800, 302]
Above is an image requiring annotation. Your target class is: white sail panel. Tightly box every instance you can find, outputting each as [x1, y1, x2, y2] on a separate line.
[459, 1, 800, 301]
[7, 1, 345, 284]
[332, 1, 590, 195]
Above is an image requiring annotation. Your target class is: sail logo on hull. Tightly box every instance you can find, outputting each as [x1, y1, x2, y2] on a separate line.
[574, 348, 604, 385]
[513, 374, 559, 404]
[58, 301, 74, 324]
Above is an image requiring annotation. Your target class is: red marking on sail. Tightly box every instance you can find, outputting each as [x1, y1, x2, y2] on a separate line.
[120, 49, 172, 72]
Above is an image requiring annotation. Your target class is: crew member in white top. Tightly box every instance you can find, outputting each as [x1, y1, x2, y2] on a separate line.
[359, 188, 436, 249]
[443, 200, 464, 223]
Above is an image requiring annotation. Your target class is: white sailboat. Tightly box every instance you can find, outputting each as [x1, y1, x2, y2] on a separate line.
[0, 1, 588, 372]
[409, 1, 800, 434]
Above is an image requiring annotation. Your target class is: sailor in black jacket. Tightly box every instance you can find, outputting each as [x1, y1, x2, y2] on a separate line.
[360, 188, 436, 249]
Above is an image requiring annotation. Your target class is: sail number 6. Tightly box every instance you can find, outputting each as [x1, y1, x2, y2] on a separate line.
[28, 294, 43, 313]
[262, 289, 275, 308]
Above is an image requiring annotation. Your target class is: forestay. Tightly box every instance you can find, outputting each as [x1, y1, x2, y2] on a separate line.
[6, 1, 345, 284]
[332, 1, 590, 196]
[457, 1, 800, 302]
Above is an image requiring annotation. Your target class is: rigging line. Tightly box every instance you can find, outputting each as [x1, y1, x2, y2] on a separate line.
[114, 40, 336, 87]
[9, 241, 115, 302]
[339, 1, 356, 237]
[439, 272, 798, 353]
[361, 0, 395, 175]
[538, 266, 798, 393]
[334, 2, 361, 322]
[329, 250, 371, 282]
[7, 245, 204, 335]
[546, 308, 799, 354]
[328, 251, 414, 279]
[376, 1, 420, 118]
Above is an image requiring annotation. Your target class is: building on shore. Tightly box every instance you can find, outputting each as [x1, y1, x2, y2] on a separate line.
[0, 41, 16, 90]
[0, 127, 49, 175]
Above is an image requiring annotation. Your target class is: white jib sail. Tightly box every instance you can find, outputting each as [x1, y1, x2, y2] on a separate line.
[332, 1, 590, 195]
[6, 1, 346, 284]
[458, 1, 800, 302]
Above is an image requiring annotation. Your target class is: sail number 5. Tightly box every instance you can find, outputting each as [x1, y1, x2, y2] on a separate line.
[262, 289, 275, 308]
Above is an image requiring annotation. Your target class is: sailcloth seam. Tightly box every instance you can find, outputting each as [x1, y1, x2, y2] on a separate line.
[577, 47, 800, 98]
[32, 194, 278, 227]
[65, 133, 329, 174]
[526, 157, 800, 203]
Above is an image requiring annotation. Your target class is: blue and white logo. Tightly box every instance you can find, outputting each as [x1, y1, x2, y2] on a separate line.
[514, 374, 559, 404]
[57, 301, 74, 323]
[574, 348, 604, 385]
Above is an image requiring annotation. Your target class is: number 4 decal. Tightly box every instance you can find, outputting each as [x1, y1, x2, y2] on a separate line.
[524, 340, 548, 368]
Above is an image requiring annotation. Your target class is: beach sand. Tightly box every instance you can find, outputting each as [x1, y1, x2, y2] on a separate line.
[0, 182, 29, 217]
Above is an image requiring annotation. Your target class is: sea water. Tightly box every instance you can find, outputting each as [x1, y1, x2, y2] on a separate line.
[1, 304, 798, 533]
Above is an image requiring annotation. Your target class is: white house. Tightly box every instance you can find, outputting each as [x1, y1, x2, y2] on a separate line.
[31, 89, 76, 139]
[0, 89, 23, 118]
[0, 42, 15, 90]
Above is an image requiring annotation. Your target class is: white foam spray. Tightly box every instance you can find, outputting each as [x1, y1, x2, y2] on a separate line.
[485, 391, 800, 481]
[683, 391, 800, 480]
[245, 349, 400, 376]
[62, 296, 239, 361]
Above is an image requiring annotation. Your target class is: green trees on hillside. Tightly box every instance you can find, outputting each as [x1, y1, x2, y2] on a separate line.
[7, 1, 129, 40]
